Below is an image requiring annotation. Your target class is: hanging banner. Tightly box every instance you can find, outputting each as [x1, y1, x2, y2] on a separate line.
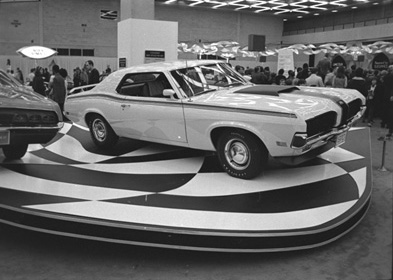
[277, 48, 294, 73]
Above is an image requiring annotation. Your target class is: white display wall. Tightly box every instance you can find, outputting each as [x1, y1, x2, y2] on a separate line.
[117, 18, 178, 68]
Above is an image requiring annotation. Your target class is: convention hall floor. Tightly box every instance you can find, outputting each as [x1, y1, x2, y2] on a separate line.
[0, 122, 391, 280]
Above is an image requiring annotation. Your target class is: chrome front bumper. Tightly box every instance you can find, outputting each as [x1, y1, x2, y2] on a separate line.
[291, 108, 365, 153]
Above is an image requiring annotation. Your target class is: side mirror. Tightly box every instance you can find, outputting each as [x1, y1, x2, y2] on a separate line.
[163, 89, 176, 100]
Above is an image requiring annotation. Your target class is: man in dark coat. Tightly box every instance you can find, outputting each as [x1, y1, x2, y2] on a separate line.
[383, 65, 393, 137]
[49, 64, 66, 116]
[85, 60, 100, 85]
[316, 53, 331, 82]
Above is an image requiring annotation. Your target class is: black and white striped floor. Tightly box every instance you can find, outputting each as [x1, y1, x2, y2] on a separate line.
[0, 123, 372, 252]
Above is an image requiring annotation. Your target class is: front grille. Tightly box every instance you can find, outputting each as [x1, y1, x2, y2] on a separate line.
[337, 100, 349, 126]
[347, 98, 362, 120]
[0, 109, 58, 127]
[306, 111, 337, 137]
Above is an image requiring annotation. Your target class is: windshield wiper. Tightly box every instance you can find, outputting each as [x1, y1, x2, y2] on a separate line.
[194, 88, 217, 96]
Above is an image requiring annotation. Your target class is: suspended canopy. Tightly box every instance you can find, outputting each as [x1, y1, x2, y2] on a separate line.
[178, 40, 393, 58]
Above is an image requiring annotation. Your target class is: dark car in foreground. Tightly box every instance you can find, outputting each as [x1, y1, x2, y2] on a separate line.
[0, 69, 63, 159]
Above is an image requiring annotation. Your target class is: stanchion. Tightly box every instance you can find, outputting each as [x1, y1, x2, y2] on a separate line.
[377, 135, 391, 172]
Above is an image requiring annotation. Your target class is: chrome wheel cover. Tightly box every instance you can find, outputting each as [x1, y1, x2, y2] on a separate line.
[92, 119, 107, 142]
[224, 139, 250, 170]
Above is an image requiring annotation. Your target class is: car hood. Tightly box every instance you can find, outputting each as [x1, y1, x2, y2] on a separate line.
[189, 85, 364, 120]
[0, 84, 57, 111]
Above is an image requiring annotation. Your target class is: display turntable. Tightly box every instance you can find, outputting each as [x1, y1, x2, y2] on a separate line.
[0, 123, 372, 252]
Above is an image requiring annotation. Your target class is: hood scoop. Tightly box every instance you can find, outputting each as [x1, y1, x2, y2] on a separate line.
[234, 85, 300, 96]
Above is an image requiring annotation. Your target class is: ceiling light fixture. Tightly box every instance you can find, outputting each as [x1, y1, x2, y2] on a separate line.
[162, 0, 377, 17]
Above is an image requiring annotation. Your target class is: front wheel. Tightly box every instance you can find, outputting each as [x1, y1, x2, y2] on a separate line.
[217, 130, 267, 179]
[2, 143, 28, 159]
[88, 115, 118, 149]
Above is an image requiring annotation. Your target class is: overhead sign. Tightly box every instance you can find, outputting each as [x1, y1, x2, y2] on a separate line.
[144, 50, 165, 64]
[16, 46, 57, 59]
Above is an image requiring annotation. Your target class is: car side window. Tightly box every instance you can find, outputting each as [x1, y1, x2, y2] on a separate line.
[116, 72, 172, 98]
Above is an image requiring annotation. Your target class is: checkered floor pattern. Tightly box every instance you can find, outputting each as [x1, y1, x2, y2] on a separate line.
[0, 123, 370, 233]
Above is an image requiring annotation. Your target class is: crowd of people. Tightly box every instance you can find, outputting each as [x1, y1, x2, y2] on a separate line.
[9, 60, 112, 92]
[235, 59, 393, 138]
[7, 60, 110, 121]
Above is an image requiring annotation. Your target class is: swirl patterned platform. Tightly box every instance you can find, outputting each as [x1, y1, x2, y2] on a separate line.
[0, 123, 372, 252]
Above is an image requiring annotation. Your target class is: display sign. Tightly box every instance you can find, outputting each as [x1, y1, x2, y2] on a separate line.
[119, 57, 127, 68]
[372, 53, 389, 70]
[144, 50, 165, 64]
[277, 48, 294, 74]
[16, 46, 57, 59]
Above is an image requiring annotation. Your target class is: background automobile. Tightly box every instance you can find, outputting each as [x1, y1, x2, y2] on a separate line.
[0, 70, 63, 159]
[65, 60, 365, 179]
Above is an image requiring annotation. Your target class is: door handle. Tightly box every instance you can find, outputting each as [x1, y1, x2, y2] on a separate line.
[121, 104, 131, 108]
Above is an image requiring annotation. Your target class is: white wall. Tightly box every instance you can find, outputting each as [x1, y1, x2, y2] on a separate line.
[117, 18, 178, 67]
[283, 23, 393, 46]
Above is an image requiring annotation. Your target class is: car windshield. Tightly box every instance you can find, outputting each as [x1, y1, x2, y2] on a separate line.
[0, 70, 21, 87]
[170, 63, 248, 97]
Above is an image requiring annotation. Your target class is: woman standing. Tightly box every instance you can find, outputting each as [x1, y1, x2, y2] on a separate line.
[332, 66, 347, 88]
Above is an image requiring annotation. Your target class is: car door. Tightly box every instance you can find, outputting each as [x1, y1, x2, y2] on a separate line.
[116, 72, 187, 144]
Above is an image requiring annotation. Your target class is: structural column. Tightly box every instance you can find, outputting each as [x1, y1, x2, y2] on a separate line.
[120, 0, 154, 21]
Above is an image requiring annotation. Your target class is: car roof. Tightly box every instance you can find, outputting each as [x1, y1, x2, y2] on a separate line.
[113, 60, 226, 75]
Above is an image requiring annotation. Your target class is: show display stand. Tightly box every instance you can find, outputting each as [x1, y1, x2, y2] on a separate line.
[0, 124, 372, 252]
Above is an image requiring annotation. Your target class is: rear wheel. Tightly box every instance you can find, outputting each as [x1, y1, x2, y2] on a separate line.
[88, 115, 118, 149]
[2, 143, 28, 159]
[217, 130, 267, 179]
